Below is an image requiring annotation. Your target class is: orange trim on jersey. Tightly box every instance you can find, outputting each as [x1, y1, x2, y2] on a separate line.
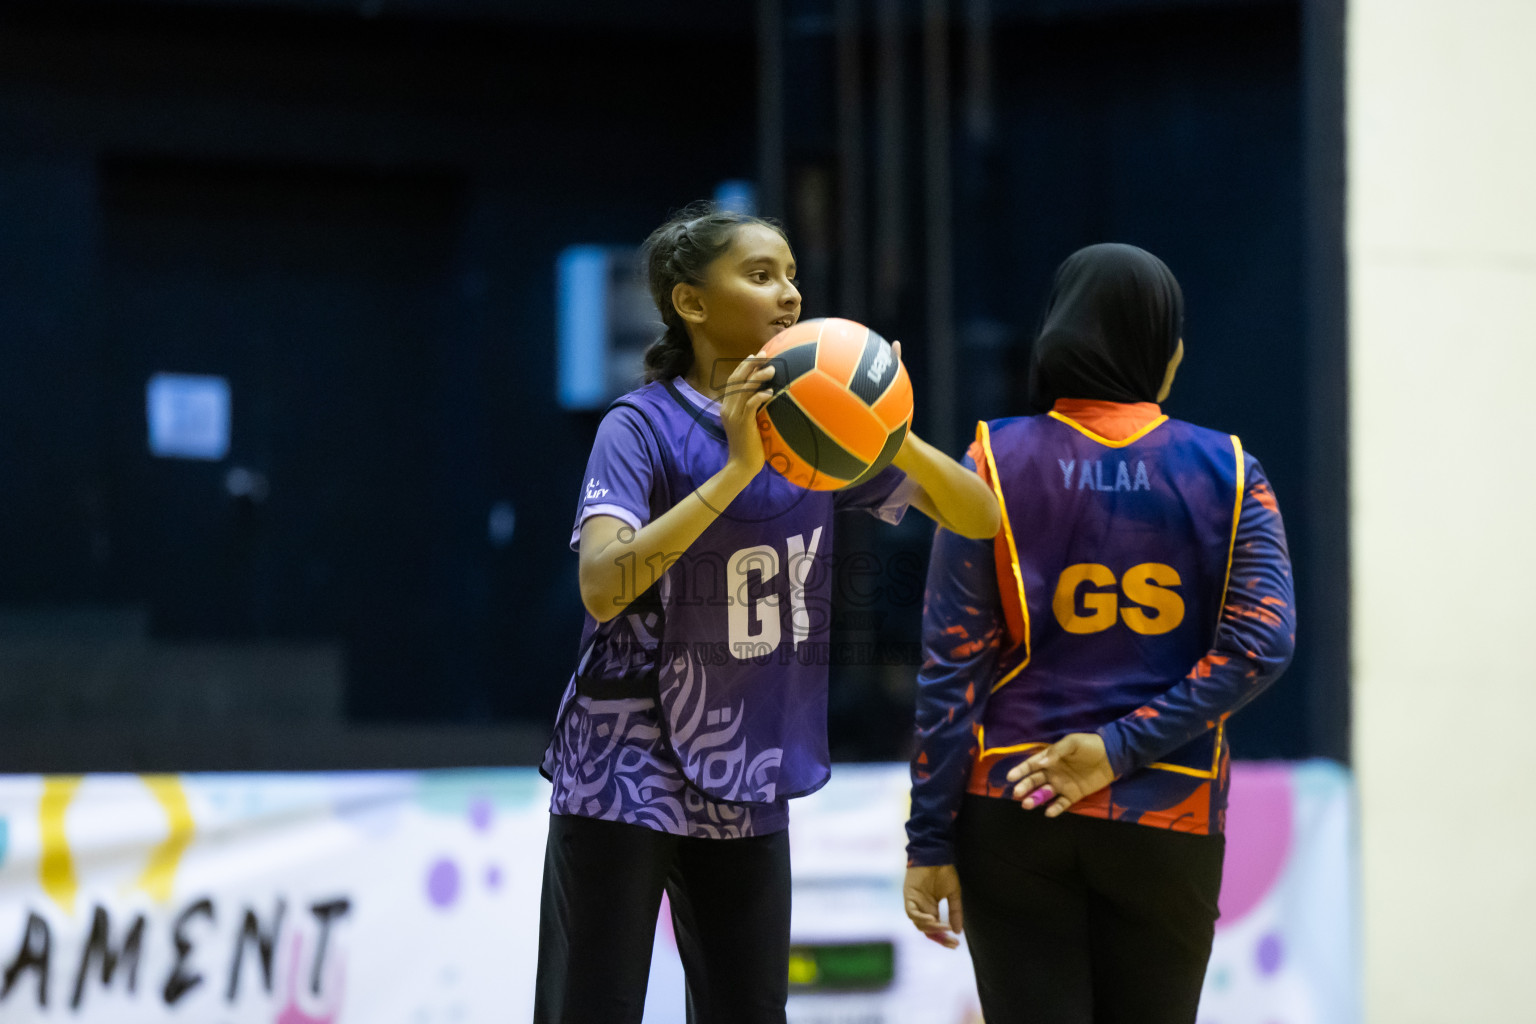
[1062, 787, 1114, 820]
[977, 421, 1030, 692]
[1051, 399, 1163, 440]
[1113, 783, 1213, 834]
[1048, 409, 1169, 448]
[975, 436, 1026, 656]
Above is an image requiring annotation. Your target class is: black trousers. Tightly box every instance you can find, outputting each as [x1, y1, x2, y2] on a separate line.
[955, 794, 1224, 1024]
[534, 812, 791, 1024]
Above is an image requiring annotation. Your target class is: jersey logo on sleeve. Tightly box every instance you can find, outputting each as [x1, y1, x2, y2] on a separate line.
[585, 478, 610, 501]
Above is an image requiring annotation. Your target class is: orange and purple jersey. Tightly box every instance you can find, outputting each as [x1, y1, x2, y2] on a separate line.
[905, 401, 1295, 865]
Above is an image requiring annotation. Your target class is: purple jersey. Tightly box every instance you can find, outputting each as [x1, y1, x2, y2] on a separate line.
[543, 377, 912, 838]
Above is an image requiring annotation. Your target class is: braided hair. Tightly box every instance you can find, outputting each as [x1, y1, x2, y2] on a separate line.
[639, 201, 789, 384]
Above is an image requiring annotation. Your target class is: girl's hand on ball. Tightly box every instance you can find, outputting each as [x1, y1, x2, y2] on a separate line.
[720, 355, 775, 479]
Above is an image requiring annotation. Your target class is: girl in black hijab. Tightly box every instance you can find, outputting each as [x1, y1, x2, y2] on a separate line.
[1028, 242, 1185, 411]
[904, 243, 1295, 1024]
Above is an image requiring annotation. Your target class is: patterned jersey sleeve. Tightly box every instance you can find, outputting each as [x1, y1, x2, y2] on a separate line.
[568, 404, 660, 551]
[1097, 452, 1297, 777]
[905, 450, 1003, 867]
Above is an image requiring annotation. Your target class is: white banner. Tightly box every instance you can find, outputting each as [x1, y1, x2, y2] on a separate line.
[0, 763, 1352, 1023]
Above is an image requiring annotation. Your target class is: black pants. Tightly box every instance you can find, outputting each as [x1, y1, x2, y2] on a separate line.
[955, 794, 1224, 1024]
[534, 812, 791, 1024]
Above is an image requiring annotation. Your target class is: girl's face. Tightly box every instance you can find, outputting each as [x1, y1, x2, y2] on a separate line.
[681, 223, 801, 357]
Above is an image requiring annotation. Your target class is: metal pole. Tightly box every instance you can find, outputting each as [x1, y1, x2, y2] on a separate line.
[873, 0, 904, 329]
[963, 0, 993, 146]
[836, 0, 866, 321]
[1302, 0, 1351, 764]
[758, 0, 785, 219]
[924, 0, 956, 453]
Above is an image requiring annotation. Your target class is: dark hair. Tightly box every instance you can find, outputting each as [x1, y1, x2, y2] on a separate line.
[639, 201, 789, 384]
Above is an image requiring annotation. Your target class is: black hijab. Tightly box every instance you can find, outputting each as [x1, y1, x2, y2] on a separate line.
[1027, 243, 1184, 412]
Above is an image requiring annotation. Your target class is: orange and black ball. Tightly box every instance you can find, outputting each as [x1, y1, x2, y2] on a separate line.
[756, 318, 914, 491]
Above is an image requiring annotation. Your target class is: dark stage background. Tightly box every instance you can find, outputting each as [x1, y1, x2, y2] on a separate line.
[0, 0, 1345, 771]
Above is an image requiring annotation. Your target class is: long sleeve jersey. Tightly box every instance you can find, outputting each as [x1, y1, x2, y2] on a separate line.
[906, 399, 1295, 866]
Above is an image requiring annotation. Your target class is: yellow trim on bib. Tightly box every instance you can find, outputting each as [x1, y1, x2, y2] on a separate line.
[1215, 436, 1245, 630]
[975, 724, 1047, 760]
[1048, 410, 1169, 448]
[1148, 718, 1225, 779]
[979, 722, 1222, 779]
[978, 421, 1031, 692]
[1145, 440, 1241, 782]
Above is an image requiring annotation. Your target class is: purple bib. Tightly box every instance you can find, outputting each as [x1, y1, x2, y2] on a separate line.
[578, 381, 844, 803]
[979, 412, 1243, 776]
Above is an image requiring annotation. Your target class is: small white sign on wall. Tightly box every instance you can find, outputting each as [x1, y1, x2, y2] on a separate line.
[146, 373, 230, 460]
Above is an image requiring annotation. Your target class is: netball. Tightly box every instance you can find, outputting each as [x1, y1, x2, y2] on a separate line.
[755, 317, 914, 491]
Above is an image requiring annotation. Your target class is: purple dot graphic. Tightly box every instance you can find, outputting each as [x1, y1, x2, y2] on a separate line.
[1256, 932, 1284, 976]
[468, 798, 493, 833]
[427, 858, 461, 909]
[486, 865, 503, 890]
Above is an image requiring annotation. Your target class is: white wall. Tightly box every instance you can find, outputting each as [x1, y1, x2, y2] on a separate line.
[1349, 2, 1536, 1020]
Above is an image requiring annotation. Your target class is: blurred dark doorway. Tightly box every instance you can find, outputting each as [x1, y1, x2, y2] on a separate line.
[99, 158, 466, 719]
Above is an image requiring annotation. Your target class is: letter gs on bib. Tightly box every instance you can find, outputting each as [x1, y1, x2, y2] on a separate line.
[1052, 562, 1185, 636]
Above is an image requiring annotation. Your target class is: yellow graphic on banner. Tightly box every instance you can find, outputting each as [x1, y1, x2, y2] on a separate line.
[36, 774, 197, 915]
[135, 775, 196, 904]
[39, 776, 83, 916]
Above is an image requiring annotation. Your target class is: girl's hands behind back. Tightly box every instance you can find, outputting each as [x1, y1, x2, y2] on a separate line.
[719, 355, 775, 480]
[1005, 733, 1115, 817]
